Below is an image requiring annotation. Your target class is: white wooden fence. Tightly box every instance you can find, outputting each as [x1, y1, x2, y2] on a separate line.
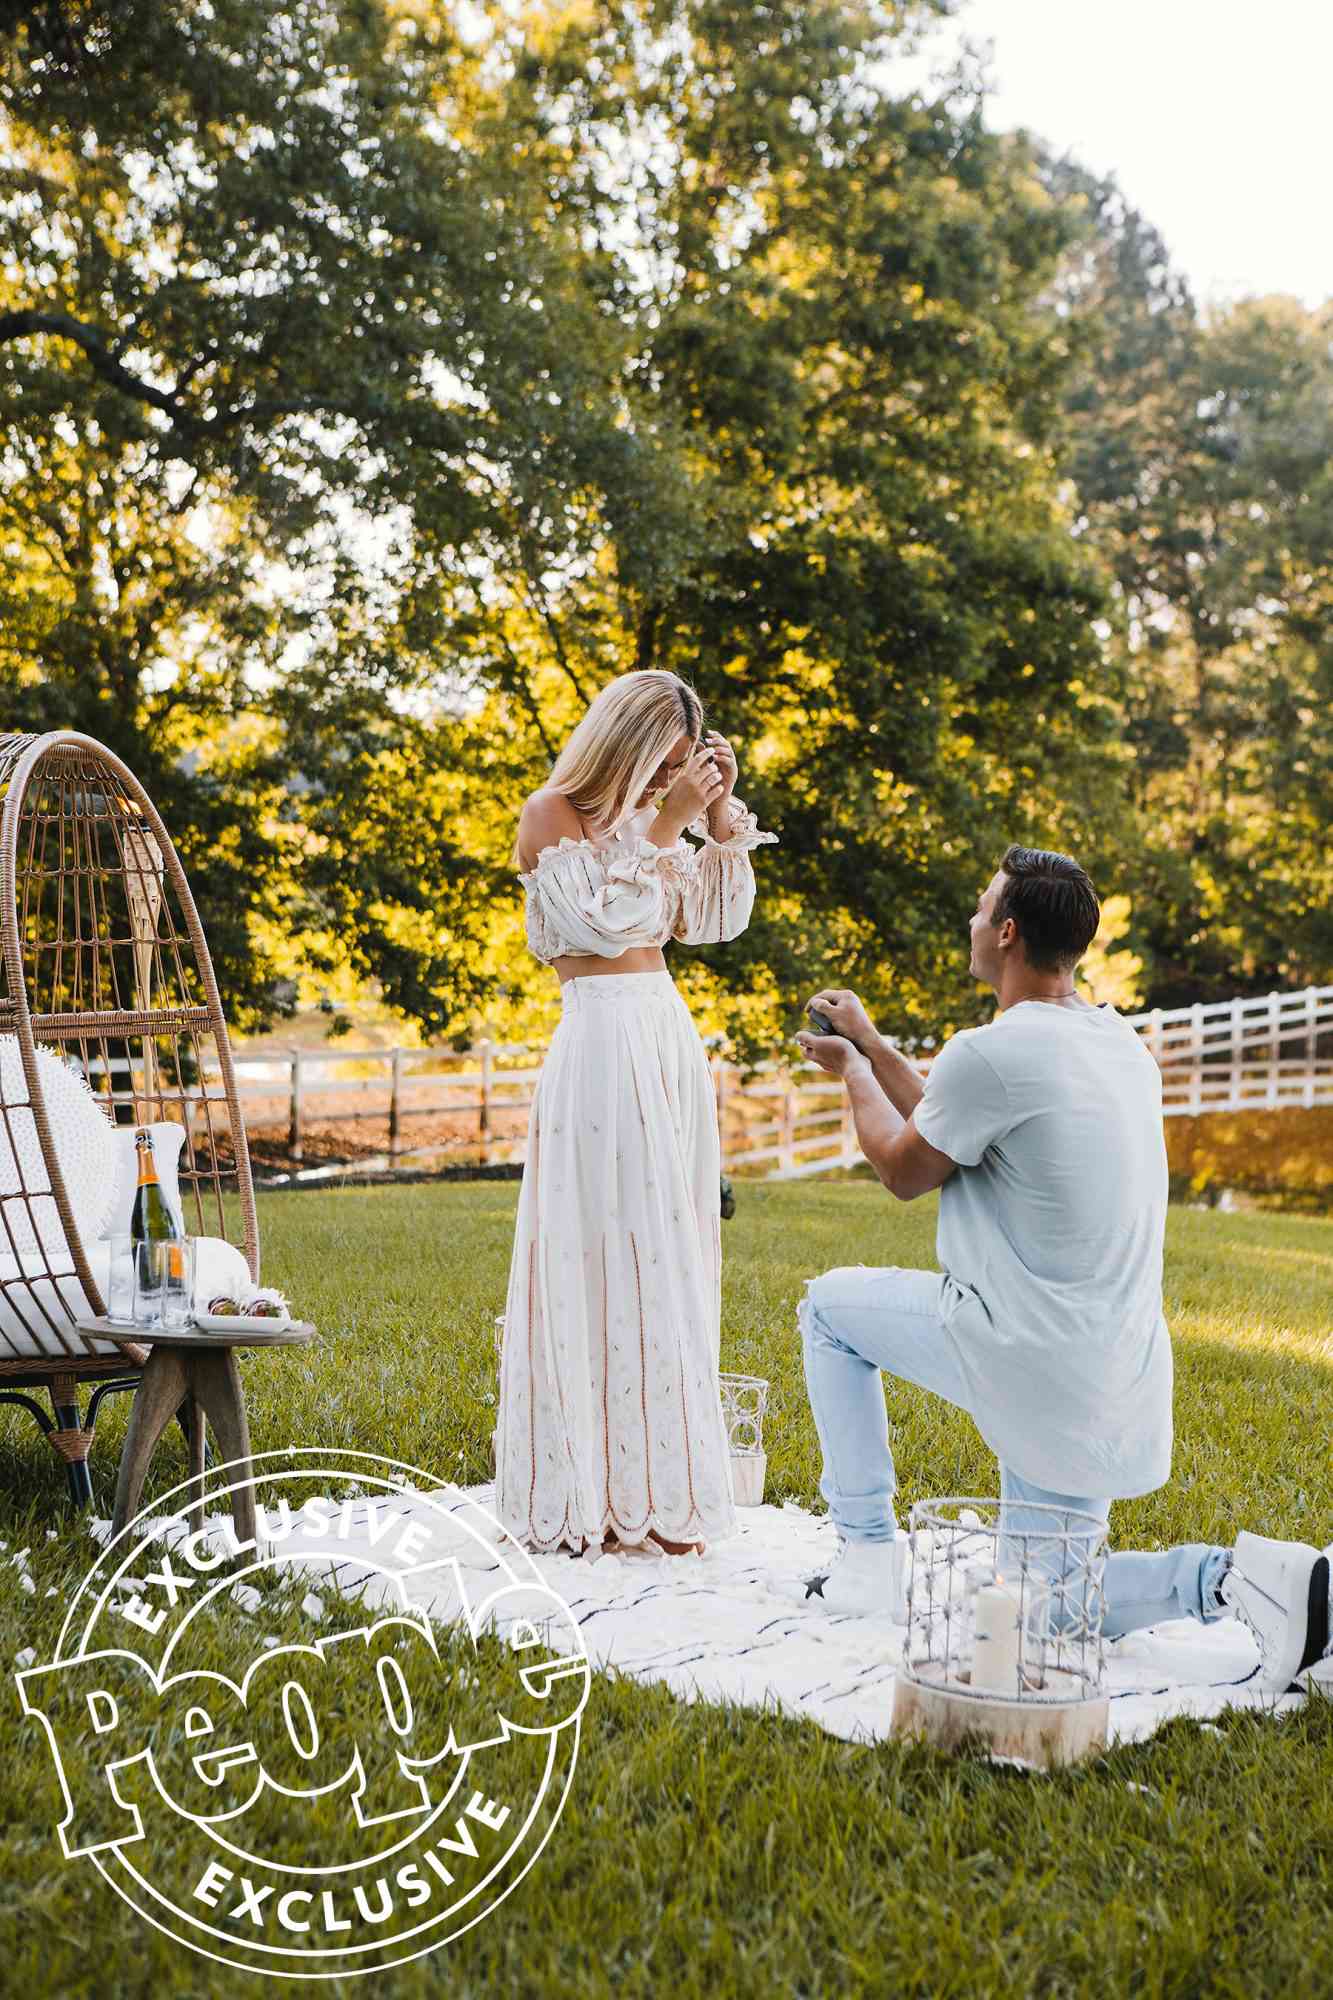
[226, 984, 1333, 1182]
[1138, 986, 1333, 1114]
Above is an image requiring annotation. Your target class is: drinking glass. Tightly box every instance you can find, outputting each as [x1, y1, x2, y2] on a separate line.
[105, 1233, 135, 1323]
[133, 1238, 197, 1330]
[161, 1237, 197, 1331]
[132, 1241, 165, 1328]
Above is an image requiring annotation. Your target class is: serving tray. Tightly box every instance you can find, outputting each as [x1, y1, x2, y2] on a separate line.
[193, 1310, 308, 1338]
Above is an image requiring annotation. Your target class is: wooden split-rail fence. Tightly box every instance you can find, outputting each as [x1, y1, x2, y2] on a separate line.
[213, 984, 1333, 1183]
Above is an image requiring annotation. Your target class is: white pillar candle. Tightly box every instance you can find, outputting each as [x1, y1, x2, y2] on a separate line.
[970, 1578, 1023, 1695]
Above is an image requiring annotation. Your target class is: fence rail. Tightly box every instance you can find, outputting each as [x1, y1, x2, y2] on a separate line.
[202, 983, 1333, 1181]
[1137, 985, 1333, 1066]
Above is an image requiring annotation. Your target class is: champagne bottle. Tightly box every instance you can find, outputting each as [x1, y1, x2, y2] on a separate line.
[130, 1129, 184, 1300]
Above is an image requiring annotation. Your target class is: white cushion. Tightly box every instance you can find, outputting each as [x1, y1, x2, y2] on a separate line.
[0, 1235, 252, 1362]
[0, 1038, 118, 1258]
[103, 1122, 187, 1240]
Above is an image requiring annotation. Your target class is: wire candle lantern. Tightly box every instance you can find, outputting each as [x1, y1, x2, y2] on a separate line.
[891, 1496, 1111, 1770]
[719, 1370, 768, 1507]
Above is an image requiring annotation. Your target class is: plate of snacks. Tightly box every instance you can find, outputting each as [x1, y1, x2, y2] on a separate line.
[193, 1287, 305, 1337]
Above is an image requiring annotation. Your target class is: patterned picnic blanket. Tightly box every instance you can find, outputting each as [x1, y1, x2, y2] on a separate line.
[262, 1482, 1309, 1748]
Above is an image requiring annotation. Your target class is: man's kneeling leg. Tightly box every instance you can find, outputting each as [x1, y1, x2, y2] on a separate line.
[799, 1266, 972, 1615]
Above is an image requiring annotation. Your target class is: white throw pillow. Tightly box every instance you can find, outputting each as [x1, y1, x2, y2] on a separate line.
[0, 1037, 118, 1259]
[103, 1122, 187, 1240]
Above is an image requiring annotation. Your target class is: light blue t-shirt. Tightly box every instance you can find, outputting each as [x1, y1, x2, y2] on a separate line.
[913, 998, 1173, 1499]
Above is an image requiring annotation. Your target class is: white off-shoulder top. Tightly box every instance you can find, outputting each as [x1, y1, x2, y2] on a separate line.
[519, 795, 777, 965]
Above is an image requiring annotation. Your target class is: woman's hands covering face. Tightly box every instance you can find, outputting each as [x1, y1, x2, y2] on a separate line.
[662, 742, 727, 822]
[648, 729, 737, 823]
[703, 731, 737, 801]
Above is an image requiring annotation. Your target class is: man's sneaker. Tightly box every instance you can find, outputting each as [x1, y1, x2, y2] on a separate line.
[803, 1535, 906, 1619]
[1299, 1544, 1333, 1693]
[1220, 1531, 1330, 1691]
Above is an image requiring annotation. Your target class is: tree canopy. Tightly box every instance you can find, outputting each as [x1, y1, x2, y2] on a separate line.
[2, 0, 1327, 1054]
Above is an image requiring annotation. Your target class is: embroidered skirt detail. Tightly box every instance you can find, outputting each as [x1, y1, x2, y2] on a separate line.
[495, 971, 738, 1553]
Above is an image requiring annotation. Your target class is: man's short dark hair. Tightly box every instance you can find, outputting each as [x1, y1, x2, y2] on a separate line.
[991, 845, 1101, 973]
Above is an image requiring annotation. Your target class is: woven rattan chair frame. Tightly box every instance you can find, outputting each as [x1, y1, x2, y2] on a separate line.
[0, 730, 259, 1504]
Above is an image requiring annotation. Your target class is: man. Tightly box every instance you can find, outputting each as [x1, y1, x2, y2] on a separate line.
[794, 844, 1330, 1692]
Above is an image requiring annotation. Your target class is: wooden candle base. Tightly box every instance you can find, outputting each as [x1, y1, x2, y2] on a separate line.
[891, 1664, 1109, 1771]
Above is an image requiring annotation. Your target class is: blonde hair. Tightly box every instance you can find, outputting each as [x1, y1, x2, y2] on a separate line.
[511, 671, 704, 864]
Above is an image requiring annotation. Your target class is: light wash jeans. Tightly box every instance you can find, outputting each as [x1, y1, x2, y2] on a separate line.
[799, 1265, 1230, 1641]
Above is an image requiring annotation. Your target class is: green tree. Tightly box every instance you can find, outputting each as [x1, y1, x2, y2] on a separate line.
[439, 2, 1135, 1048]
[0, 0, 641, 1025]
[1046, 158, 1333, 1000]
[2, 0, 1143, 1051]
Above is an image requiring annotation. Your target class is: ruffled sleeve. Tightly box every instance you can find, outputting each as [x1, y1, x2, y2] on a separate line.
[675, 796, 778, 945]
[519, 834, 692, 959]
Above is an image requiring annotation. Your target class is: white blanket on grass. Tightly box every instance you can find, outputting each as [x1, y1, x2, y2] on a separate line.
[240, 1483, 1311, 1749]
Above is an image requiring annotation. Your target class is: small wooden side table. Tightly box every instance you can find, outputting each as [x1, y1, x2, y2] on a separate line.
[77, 1319, 316, 1542]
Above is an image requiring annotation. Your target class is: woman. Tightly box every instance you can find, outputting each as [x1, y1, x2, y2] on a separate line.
[494, 670, 777, 1557]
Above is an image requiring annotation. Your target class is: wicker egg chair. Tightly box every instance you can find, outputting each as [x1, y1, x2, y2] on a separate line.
[0, 730, 259, 1506]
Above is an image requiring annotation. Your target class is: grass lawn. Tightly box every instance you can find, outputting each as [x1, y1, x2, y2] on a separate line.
[1, 1181, 1330, 1998]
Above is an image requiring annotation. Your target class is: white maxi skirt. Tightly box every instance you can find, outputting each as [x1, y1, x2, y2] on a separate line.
[495, 970, 738, 1553]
